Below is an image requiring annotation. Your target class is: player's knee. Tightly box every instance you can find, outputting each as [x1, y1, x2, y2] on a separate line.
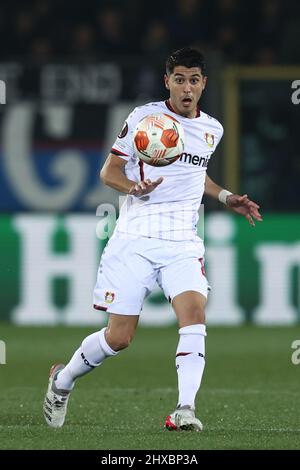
[106, 332, 134, 351]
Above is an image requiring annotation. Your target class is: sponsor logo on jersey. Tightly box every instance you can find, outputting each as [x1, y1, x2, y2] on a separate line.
[204, 132, 215, 147]
[179, 153, 210, 167]
[118, 122, 128, 139]
[105, 292, 115, 303]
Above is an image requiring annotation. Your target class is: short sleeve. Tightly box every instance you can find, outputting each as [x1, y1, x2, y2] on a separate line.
[111, 107, 140, 161]
[215, 123, 224, 148]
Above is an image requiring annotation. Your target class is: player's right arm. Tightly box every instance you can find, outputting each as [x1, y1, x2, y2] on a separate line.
[100, 153, 163, 196]
[100, 153, 136, 193]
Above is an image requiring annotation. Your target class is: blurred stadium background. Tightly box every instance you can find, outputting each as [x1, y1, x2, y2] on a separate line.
[0, 0, 300, 450]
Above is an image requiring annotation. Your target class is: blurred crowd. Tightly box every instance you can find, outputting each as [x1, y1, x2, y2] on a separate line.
[0, 0, 299, 64]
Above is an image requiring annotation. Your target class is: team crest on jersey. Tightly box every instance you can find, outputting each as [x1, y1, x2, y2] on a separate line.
[118, 122, 128, 139]
[105, 292, 115, 303]
[204, 133, 215, 147]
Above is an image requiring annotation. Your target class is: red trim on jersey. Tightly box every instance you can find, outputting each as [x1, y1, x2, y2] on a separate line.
[139, 160, 144, 181]
[111, 147, 129, 157]
[165, 99, 176, 114]
[93, 304, 108, 311]
[165, 99, 200, 118]
[176, 352, 192, 357]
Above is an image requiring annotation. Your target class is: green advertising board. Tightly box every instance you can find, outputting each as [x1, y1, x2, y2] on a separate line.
[0, 213, 299, 325]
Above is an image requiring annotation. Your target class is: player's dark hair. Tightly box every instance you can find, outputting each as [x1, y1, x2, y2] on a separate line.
[166, 47, 206, 75]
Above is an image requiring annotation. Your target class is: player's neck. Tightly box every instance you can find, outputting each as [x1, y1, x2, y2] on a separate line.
[167, 99, 200, 119]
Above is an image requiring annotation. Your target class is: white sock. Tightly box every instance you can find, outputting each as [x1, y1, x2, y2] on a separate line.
[55, 328, 118, 390]
[175, 323, 206, 409]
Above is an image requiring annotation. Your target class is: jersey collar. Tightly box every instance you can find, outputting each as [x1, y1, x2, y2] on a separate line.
[165, 99, 200, 118]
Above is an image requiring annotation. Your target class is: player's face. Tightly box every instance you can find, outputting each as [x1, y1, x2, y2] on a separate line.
[164, 66, 207, 118]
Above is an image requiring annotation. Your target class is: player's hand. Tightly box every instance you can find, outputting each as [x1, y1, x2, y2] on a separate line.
[128, 177, 164, 197]
[226, 194, 263, 226]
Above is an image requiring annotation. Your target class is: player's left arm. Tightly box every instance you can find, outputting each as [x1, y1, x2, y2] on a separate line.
[204, 174, 263, 226]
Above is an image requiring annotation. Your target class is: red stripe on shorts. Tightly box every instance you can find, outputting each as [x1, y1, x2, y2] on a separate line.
[93, 304, 108, 311]
[198, 257, 206, 276]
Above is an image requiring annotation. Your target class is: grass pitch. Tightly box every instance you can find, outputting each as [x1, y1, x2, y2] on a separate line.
[0, 323, 300, 450]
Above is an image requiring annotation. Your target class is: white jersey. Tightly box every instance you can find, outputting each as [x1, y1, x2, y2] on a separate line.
[110, 100, 223, 241]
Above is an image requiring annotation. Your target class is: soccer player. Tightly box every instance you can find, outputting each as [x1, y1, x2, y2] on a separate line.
[43, 47, 262, 431]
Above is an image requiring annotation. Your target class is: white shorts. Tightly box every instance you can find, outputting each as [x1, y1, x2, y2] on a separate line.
[93, 236, 209, 315]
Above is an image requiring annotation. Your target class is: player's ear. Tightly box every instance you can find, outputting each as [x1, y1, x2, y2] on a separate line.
[164, 74, 170, 90]
[202, 76, 207, 90]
